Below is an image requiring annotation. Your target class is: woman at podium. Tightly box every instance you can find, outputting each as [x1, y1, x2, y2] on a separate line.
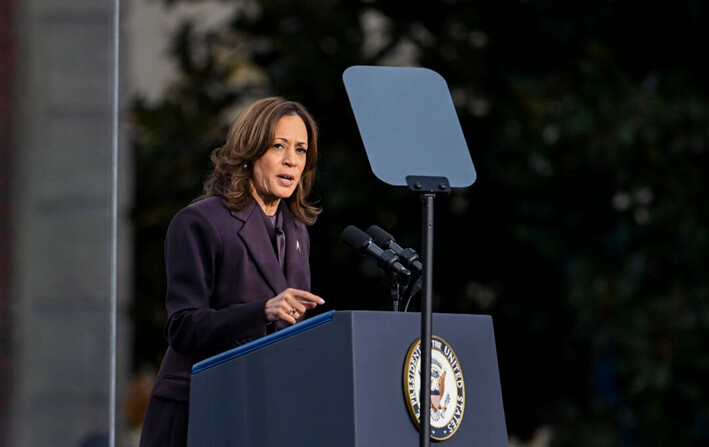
[139, 97, 326, 447]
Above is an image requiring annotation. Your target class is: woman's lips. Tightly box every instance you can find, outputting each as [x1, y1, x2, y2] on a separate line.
[277, 174, 295, 186]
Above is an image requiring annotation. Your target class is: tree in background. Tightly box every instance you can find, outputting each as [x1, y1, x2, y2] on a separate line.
[131, 0, 709, 445]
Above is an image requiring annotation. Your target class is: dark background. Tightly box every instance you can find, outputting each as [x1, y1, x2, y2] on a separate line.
[129, 1, 709, 445]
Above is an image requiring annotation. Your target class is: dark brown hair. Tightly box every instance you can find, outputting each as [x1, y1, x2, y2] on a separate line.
[200, 97, 321, 225]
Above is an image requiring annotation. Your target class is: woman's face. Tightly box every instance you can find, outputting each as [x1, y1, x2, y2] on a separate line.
[250, 114, 309, 214]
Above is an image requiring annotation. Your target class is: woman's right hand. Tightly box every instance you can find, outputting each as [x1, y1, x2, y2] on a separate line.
[264, 288, 325, 325]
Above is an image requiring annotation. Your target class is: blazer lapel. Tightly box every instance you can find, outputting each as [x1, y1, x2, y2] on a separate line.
[233, 203, 289, 295]
[281, 205, 309, 291]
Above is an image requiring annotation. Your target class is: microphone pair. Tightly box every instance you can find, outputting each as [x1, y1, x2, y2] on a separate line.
[340, 225, 422, 278]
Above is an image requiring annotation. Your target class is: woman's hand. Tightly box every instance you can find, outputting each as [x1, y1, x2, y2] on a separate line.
[264, 288, 325, 325]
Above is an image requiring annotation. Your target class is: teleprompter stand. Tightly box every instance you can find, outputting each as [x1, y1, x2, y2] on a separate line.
[343, 66, 480, 447]
[407, 175, 450, 444]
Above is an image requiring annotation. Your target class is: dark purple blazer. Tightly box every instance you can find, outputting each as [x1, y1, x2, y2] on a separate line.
[148, 196, 311, 404]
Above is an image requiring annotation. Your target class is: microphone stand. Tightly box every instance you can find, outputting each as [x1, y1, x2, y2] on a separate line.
[390, 276, 401, 311]
[387, 271, 409, 312]
[406, 175, 450, 447]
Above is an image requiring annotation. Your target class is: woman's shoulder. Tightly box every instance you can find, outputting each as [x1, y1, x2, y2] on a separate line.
[169, 196, 229, 227]
[182, 196, 232, 215]
[187, 196, 228, 213]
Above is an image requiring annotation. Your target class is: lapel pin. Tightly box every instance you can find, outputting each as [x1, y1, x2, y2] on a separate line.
[296, 240, 301, 252]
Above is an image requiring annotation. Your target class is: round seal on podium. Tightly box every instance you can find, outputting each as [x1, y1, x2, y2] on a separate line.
[403, 335, 466, 441]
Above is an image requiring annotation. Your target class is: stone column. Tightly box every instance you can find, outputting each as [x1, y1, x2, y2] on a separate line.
[9, 0, 131, 446]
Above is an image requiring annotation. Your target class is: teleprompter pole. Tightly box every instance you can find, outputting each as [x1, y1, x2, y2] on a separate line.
[420, 193, 434, 447]
[407, 176, 450, 447]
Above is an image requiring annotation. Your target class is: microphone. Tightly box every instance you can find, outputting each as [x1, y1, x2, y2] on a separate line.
[366, 225, 423, 275]
[340, 225, 411, 278]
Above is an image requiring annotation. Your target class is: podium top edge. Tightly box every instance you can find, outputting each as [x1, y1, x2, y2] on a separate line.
[191, 311, 492, 375]
[192, 310, 336, 375]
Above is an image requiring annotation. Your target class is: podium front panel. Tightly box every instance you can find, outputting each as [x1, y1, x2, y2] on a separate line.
[188, 311, 507, 447]
[188, 313, 357, 446]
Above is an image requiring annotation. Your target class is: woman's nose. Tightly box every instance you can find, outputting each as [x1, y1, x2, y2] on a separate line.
[284, 147, 297, 166]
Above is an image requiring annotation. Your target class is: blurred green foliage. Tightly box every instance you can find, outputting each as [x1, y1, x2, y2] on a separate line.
[130, 0, 709, 445]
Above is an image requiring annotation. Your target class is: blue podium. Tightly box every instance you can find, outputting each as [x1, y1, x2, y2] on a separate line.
[187, 311, 507, 446]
